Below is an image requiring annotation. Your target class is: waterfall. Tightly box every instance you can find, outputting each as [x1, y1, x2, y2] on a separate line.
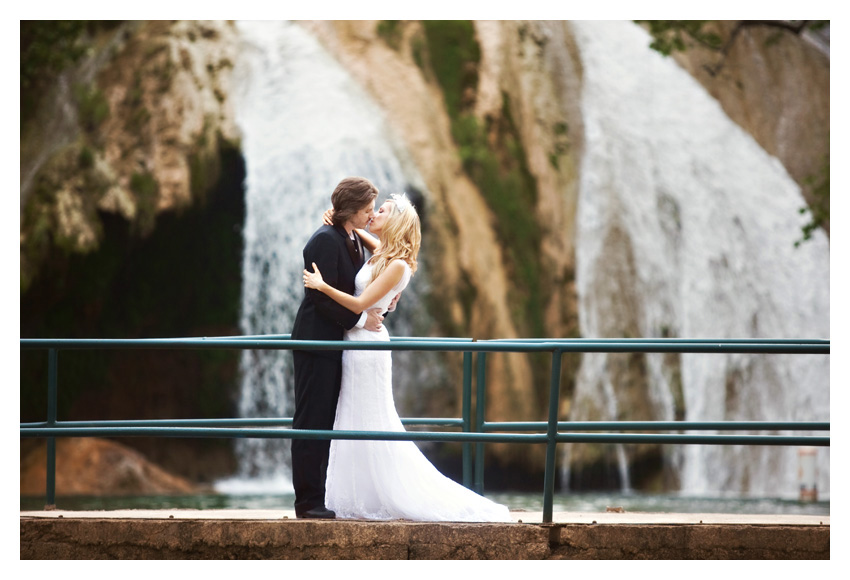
[568, 21, 829, 497]
[216, 21, 434, 493]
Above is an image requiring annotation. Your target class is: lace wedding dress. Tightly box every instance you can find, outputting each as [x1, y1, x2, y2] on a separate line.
[326, 260, 512, 522]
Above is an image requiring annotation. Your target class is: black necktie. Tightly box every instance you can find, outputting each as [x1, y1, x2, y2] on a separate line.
[344, 234, 361, 266]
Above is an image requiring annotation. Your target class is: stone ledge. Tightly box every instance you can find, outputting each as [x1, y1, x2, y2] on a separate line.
[20, 516, 829, 560]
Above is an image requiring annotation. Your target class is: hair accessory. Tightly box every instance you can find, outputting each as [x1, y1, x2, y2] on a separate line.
[391, 193, 413, 212]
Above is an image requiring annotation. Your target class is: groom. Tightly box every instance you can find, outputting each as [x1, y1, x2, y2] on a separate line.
[290, 176, 382, 519]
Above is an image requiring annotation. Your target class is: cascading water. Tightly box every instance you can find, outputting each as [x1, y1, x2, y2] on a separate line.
[568, 21, 829, 497]
[216, 21, 435, 493]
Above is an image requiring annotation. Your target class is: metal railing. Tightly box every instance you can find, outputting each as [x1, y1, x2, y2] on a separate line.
[20, 336, 830, 522]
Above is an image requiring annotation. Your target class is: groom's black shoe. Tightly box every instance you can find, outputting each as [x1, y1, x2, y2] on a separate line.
[296, 506, 336, 519]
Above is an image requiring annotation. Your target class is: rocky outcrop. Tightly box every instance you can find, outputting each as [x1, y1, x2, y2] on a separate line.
[21, 438, 202, 496]
[20, 21, 246, 489]
[663, 21, 830, 233]
[20, 20, 240, 292]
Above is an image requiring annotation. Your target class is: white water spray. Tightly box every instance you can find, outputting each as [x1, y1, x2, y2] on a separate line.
[569, 21, 829, 497]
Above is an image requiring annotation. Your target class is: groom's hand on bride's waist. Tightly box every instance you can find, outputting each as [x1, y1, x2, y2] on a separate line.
[364, 308, 384, 332]
[387, 292, 401, 314]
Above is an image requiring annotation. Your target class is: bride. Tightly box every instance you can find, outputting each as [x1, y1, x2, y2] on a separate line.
[303, 194, 511, 522]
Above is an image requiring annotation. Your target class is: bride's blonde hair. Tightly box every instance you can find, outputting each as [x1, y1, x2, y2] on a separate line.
[370, 194, 421, 283]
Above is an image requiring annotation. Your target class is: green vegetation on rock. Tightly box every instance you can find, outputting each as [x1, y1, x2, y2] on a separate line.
[421, 20, 480, 122]
[21, 21, 122, 122]
[130, 170, 159, 236]
[377, 20, 403, 51]
[421, 20, 545, 339]
[797, 149, 830, 247]
[75, 84, 110, 132]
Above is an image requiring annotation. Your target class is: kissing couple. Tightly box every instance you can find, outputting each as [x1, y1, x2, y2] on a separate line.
[290, 176, 511, 522]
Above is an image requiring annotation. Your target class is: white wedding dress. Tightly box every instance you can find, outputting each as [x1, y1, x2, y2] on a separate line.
[326, 260, 512, 522]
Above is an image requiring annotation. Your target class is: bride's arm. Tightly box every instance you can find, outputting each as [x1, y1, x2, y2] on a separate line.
[304, 260, 405, 314]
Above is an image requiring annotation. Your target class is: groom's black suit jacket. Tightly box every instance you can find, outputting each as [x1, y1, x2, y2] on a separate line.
[291, 224, 363, 359]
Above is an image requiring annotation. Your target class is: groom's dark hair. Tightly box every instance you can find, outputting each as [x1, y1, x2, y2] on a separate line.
[331, 177, 379, 227]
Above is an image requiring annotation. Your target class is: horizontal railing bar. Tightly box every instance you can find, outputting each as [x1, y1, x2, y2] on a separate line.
[483, 421, 830, 432]
[483, 338, 829, 344]
[555, 432, 829, 446]
[384, 337, 475, 342]
[19, 426, 829, 446]
[19, 426, 547, 443]
[19, 338, 829, 354]
[138, 334, 474, 342]
[23, 337, 823, 345]
[184, 334, 295, 341]
[20, 418, 463, 429]
[21, 419, 824, 432]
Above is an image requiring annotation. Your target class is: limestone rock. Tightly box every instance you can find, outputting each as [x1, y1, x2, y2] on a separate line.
[21, 438, 201, 496]
[665, 21, 830, 233]
[21, 20, 240, 291]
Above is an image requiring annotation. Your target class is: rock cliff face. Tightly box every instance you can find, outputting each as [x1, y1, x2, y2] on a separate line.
[20, 20, 246, 486]
[667, 21, 830, 233]
[21, 20, 240, 292]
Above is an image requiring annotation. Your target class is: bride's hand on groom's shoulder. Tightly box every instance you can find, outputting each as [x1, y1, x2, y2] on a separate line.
[322, 208, 334, 226]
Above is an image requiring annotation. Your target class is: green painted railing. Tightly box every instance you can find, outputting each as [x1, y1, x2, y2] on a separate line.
[20, 336, 829, 522]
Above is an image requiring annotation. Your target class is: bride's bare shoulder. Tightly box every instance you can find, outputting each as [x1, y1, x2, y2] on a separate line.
[390, 259, 412, 271]
[376, 259, 407, 283]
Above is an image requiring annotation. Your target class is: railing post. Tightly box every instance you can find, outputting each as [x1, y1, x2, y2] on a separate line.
[46, 349, 58, 510]
[474, 351, 487, 494]
[462, 351, 472, 489]
[542, 348, 563, 523]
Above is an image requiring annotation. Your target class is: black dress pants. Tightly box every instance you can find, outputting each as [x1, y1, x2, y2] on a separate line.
[291, 350, 342, 514]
